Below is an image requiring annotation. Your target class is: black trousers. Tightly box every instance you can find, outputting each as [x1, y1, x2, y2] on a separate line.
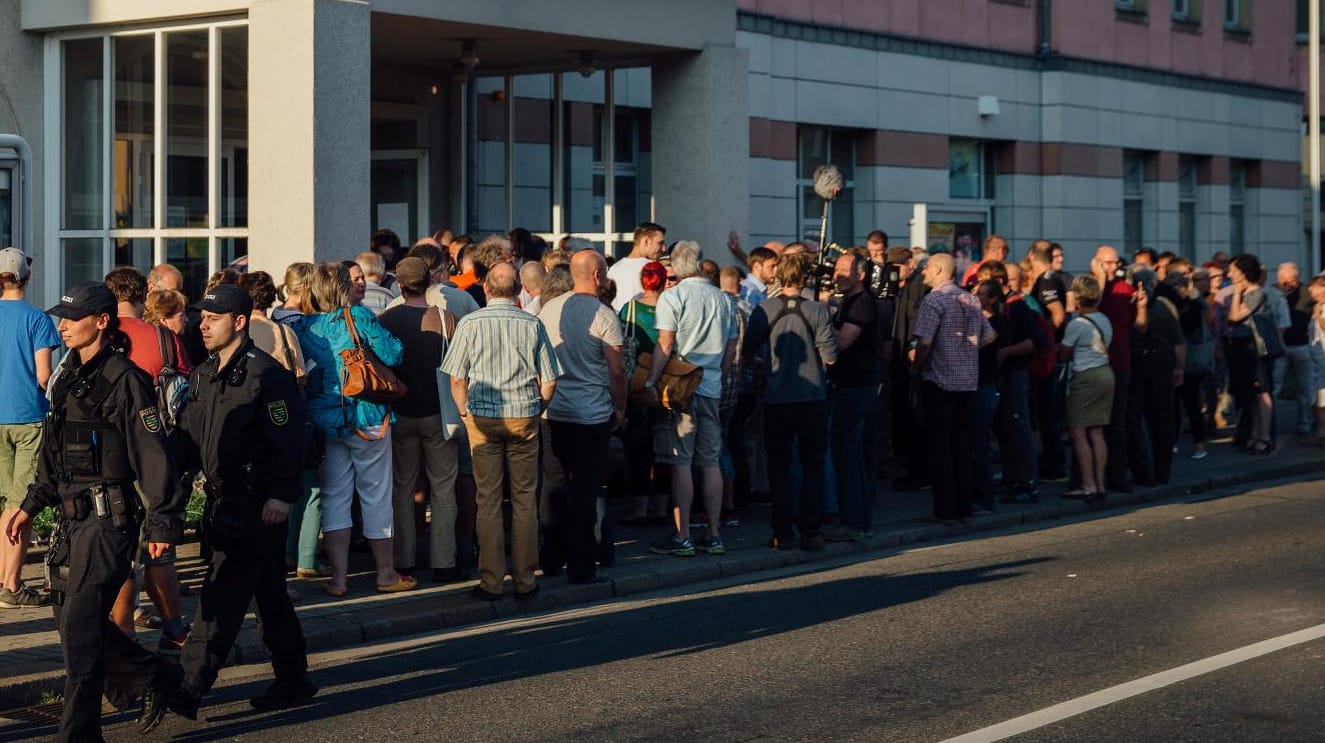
[544, 420, 613, 581]
[922, 382, 975, 520]
[891, 354, 927, 481]
[1035, 366, 1067, 478]
[54, 517, 168, 742]
[1104, 368, 1132, 489]
[180, 518, 307, 703]
[1128, 362, 1177, 485]
[764, 400, 829, 540]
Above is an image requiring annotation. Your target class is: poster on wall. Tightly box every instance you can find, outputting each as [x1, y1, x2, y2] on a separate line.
[928, 221, 986, 275]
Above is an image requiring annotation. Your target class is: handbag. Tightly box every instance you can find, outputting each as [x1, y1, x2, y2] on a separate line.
[622, 301, 640, 383]
[1247, 298, 1286, 361]
[339, 307, 408, 402]
[631, 352, 703, 411]
[429, 306, 464, 441]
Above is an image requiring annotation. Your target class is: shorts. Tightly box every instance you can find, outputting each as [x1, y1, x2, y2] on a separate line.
[135, 482, 177, 566]
[0, 422, 42, 512]
[653, 395, 722, 467]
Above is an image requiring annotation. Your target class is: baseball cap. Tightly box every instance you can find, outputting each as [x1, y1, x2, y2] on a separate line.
[0, 247, 31, 280]
[394, 257, 431, 293]
[193, 284, 254, 317]
[47, 282, 117, 320]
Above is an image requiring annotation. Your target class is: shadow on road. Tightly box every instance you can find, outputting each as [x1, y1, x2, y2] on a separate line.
[8, 556, 1054, 742]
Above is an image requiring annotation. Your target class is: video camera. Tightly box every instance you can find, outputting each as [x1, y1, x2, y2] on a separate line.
[811, 243, 901, 300]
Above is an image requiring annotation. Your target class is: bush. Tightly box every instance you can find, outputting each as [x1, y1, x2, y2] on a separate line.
[30, 506, 57, 541]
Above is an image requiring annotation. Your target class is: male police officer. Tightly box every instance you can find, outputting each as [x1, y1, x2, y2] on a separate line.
[140, 284, 314, 730]
[4, 282, 184, 742]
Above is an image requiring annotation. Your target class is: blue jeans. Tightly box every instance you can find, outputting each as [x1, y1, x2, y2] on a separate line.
[285, 470, 323, 570]
[996, 369, 1037, 486]
[832, 385, 881, 532]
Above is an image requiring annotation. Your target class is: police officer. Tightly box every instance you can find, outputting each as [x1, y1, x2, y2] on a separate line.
[4, 282, 184, 742]
[139, 284, 314, 731]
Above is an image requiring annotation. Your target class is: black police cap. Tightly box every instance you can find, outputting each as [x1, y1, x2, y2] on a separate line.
[48, 282, 117, 320]
[193, 284, 254, 317]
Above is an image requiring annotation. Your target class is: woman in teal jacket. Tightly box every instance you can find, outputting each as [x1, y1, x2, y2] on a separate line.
[292, 262, 415, 596]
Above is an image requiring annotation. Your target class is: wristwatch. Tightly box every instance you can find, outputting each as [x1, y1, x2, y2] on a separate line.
[644, 381, 656, 389]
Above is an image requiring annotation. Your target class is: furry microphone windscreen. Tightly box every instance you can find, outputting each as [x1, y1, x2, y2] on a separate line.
[813, 164, 844, 201]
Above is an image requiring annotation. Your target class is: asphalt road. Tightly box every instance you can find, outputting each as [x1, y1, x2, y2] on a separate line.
[7, 478, 1324, 742]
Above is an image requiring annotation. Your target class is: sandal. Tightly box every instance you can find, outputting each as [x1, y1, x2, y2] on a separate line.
[376, 575, 418, 594]
[1062, 489, 1097, 500]
[322, 584, 348, 598]
[1247, 439, 1274, 455]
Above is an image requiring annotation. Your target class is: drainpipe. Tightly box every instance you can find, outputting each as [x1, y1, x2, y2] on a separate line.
[1038, 0, 1052, 56]
[0, 133, 30, 256]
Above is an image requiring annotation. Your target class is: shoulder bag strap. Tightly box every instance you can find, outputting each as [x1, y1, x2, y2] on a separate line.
[156, 324, 175, 369]
[1080, 314, 1107, 347]
[342, 307, 364, 348]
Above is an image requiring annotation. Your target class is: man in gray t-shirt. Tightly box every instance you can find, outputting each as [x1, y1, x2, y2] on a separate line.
[741, 256, 837, 550]
[537, 251, 626, 583]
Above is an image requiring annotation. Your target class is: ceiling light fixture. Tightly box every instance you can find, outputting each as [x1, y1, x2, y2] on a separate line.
[576, 51, 597, 78]
[460, 40, 480, 70]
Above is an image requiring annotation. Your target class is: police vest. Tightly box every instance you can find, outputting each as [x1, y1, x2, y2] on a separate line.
[57, 356, 135, 485]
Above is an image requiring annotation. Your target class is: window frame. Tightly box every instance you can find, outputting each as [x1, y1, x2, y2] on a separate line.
[1178, 156, 1198, 260]
[1229, 162, 1247, 253]
[1123, 152, 1146, 255]
[795, 126, 857, 248]
[44, 18, 249, 304]
[948, 138, 996, 202]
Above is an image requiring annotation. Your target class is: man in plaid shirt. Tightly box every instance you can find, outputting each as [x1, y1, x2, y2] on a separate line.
[911, 253, 997, 522]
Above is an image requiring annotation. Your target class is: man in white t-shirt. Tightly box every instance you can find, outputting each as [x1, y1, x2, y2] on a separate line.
[607, 222, 666, 312]
[538, 250, 626, 584]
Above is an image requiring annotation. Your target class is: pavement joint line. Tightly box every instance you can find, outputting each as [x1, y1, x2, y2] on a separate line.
[938, 621, 1325, 743]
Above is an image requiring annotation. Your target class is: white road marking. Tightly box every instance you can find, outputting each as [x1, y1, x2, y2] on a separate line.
[940, 622, 1325, 743]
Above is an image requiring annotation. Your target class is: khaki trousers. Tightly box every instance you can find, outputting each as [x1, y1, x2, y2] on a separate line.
[391, 414, 460, 570]
[464, 414, 540, 593]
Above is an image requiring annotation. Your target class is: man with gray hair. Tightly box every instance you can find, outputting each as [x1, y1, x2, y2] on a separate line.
[644, 240, 737, 557]
[1275, 261, 1314, 434]
[356, 251, 398, 316]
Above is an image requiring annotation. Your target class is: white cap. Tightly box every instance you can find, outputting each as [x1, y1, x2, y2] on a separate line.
[0, 248, 30, 280]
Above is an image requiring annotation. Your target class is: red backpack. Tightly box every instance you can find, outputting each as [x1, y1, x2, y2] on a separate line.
[1008, 294, 1055, 379]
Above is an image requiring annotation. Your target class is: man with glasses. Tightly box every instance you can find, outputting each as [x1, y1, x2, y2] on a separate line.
[1091, 245, 1147, 493]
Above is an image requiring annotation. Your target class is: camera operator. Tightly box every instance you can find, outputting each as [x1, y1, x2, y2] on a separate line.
[823, 251, 883, 541]
[890, 247, 930, 491]
[865, 230, 900, 478]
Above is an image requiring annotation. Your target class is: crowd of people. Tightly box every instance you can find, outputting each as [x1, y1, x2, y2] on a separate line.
[1, 226, 1321, 646]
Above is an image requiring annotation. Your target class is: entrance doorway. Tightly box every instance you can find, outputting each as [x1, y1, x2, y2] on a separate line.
[371, 150, 429, 244]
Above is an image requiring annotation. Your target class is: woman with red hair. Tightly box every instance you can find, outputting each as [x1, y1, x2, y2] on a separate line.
[618, 260, 669, 525]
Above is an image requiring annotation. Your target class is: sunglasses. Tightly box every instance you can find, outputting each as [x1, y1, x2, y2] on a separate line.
[666, 275, 678, 283]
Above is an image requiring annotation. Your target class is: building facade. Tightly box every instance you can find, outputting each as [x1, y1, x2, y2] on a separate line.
[0, 0, 1310, 305]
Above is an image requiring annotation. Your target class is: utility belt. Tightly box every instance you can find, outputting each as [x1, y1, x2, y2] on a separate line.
[203, 463, 259, 549]
[59, 481, 137, 529]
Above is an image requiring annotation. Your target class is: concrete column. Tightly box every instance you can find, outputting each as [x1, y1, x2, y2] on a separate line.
[248, 0, 369, 277]
[652, 44, 749, 265]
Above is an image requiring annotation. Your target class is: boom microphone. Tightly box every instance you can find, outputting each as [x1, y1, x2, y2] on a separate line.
[813, 164, 844, 201]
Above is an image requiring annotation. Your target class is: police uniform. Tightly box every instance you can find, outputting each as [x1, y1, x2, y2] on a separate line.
[17, 283, 184, 742]
[162, 285, 312, 719]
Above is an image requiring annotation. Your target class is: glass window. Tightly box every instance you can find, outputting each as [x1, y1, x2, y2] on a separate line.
[470, 76, 509, 236]
[562, 71, 605, 234]
[0, 167, 12, 249]
[512, 74, 553, 233]
[1123, 152, 1146, 254]
[62, 238, 104, 288]
[166, 237, 209, 301]
[371, 156, 421, 243]
[220, 237, 248, 273]
[949, 139, 986, 200]
[1179, 156, 1197, 259]
[63, 38, 104, 230]
[165, 31, 209, 228]
[1229, 164, 1246, 253]
[113, 35, 154, 229]
[797, 127, 855, 247]
[113, 237, 153, 275]
[220, 27, 248, 228]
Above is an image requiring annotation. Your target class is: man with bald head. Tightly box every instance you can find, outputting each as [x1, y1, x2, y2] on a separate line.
[1089, 244, 1144, 491]
[443, 260, 563, 600]
[911, 252, 996, 522]
[536, 250, 626, 584]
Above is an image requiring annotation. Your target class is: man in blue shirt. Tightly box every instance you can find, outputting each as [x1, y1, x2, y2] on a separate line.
[0, 247, 60, 609]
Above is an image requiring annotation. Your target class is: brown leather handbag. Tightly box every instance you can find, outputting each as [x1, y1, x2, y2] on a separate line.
[339, 307, 408, 403]
[631, 352, 703, 412]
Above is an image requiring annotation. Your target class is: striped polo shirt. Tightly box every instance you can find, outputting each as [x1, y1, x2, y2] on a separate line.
[440, 297, 562, 419]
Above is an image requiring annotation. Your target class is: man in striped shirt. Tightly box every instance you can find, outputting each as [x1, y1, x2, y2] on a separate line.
[442, 263, 562, 601]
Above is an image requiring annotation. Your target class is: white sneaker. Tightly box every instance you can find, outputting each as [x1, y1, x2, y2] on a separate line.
[1189, 450, 1208, 460]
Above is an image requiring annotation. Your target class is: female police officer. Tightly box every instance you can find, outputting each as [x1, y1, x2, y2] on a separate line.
[4, 282, 185, 742]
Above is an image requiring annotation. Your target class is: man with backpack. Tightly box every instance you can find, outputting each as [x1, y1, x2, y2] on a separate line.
[104, 267, 192, 656]
[744, 254, 838, 551]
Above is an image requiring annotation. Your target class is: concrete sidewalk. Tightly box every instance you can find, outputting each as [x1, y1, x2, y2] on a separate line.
[3, 412, 1324, 712]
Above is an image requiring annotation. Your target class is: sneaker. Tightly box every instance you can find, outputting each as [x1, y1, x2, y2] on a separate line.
[689, 511, 709, 528]
[821, 525, 866, 542]
[134, 608, 161, 630]
[0, 585, 49, 609]
[720, 509, 741, 528]
[249, 676, 319, 711]
[157, 620, 192, 656]
[696, 535, 726, 555]
[649, 534, 696, 557]
[1189, 450, 1208, 460]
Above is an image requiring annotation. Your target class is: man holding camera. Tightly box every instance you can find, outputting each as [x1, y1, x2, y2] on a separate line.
[140, 285, 313, 730]
[823, 252, 883, 541]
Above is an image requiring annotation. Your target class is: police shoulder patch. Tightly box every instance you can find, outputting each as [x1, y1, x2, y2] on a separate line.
[268, 400, 289, 426]
[139, 407, 162, 433]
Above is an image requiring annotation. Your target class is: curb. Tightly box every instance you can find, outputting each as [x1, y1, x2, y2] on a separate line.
[5, 456, 1325, 713]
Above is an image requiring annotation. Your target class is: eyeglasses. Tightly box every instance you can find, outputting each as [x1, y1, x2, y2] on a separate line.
[666, 275, 678, 283]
